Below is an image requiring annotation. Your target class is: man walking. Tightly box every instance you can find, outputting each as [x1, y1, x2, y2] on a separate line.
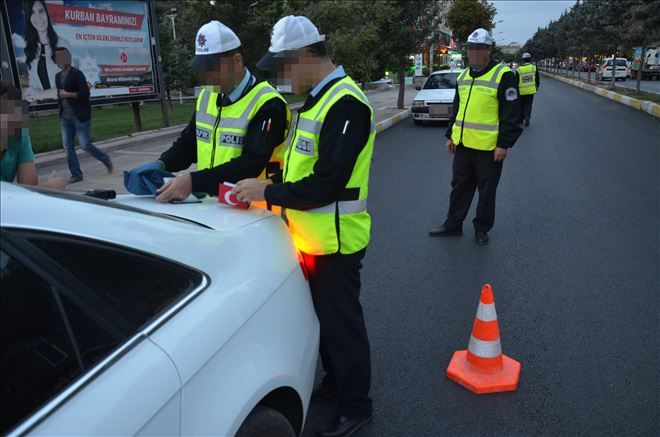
[54, 47, 112, 184]
[517, 52, 540, 127]
[233, 16, 375, 436]
[126, 21, 290, 203]
[429, 28, 522, 245]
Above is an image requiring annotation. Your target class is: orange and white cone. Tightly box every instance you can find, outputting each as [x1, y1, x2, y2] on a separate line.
[446, 284, 521, 394]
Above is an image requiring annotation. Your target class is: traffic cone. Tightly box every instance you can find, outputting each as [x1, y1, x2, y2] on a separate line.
[446, 284, 521, 394]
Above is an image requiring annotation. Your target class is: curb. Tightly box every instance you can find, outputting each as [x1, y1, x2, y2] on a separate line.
[35, 102, 304, 168]
[375, 108, 411, 132]
[539, 71, 660, 119]
[36, 102, 411, 168]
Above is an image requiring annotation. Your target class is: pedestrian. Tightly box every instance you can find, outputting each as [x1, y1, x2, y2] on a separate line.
[54, 47, 113, 184]
[517, 52, 540, 127]
[233, 15, 375, 437]
[429, 28, 522, 245]
[125, 20, 290, 203]
[1, 80, 65, 188]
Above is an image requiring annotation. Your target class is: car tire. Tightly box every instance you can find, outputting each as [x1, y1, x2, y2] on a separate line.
[236, 406, 295, 437]
[414, 119, 423, 126]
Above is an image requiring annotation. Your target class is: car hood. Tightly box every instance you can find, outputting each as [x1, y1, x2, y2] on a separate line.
[112, 194, 273, 232]
[414, 89, 455, 103]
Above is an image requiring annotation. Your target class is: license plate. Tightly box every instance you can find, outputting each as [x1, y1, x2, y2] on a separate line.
[430, 105, 450, 115]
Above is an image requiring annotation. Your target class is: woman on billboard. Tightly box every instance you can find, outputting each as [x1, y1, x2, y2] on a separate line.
[22, 0, 70, 102]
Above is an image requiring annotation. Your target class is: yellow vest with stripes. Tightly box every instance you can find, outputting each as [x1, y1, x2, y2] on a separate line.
[517, 63, 537, 95]
[451, 63, 511, 151]
[195, 82, 290, 174]
[283, 76, 375, 255]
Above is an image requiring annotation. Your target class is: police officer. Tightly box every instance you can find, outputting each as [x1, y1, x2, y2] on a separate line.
[429, 29, 522, 245]
[517, 52, 540, 126]
[233, 15, 374, 437]
[127, 21, 290, 202]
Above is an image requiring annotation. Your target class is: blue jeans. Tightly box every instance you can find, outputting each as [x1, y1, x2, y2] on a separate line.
[61, 117, 109, 178]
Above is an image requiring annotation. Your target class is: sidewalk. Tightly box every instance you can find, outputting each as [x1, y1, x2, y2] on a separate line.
[37, 86, 416, 193]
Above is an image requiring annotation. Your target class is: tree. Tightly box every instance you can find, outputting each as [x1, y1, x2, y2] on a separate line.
[623, 0, 660, 92]
[446, 0, 497, 50]
[377, 0, 440, 109]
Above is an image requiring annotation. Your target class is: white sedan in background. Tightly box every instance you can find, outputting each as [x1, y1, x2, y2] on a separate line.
[412, 69, 461, 125]
[1, 182, 319, 437]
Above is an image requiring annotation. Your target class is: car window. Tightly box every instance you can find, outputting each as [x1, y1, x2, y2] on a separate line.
[616, 59, 627, 66]
[423, 73, 459, 90]
[30, 234, 205, 330]
[1, 249, 83, 434]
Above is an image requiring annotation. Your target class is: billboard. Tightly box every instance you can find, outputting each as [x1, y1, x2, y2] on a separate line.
[4, 0, 158, 107]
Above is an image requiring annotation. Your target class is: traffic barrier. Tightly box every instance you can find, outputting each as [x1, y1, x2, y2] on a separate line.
[540, 71, 660, 119]
[446, 283, 521, 394]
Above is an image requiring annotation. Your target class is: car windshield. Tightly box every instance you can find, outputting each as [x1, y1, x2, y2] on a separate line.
[604, 59, 627, 67]
[423, 73, 459, 90]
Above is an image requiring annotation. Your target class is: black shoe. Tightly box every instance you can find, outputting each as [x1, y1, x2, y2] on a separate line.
[524, 118, 530, 127]
[102, 158, 114, 173]
[317, 414, 372, 437]
[67, 175, 83, 184]
[311, 381, 337, 403]
[475, 231, 489, 245]
[429, 225, 463, 237]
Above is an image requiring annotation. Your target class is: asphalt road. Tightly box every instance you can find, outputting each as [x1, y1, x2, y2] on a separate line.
[302, 76, 659, 435]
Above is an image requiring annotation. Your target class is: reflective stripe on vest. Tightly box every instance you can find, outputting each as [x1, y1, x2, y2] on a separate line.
[195, 82, 291, 171]
[283, 76, 375, 255]
[451, 63, 511, 151]
[518, 63, 537, 95]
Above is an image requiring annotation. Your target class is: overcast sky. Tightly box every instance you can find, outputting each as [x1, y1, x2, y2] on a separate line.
[491, 1, 577, 46]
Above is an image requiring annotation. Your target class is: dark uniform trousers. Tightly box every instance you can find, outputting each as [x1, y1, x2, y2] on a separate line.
[444, 144, 503, 233]
[520, 94, 534, 121]
[301, 248, 372, 419]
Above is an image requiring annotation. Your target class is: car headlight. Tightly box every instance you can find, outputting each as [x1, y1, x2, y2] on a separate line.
[413, 100, 425, 107]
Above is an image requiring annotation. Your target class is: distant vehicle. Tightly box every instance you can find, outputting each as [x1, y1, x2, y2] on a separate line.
[631, 45, 660, 80]
[412, 69, 460, 125]
[368, 77, 394, 90]
[1, 183, 319, 437]
[579, 61, 597, 72]
[596, 58, 627, 81]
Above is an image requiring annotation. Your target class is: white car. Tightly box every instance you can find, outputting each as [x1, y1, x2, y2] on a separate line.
[0, 182, 319, 437]
[596, 57, 627, 81]
[412, 69, 461, 125]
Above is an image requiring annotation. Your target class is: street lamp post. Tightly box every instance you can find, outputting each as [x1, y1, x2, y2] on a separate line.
[166, 8, 177, 41]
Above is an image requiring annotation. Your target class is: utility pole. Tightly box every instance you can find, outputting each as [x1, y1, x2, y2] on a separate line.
[166, 8, 177, 40]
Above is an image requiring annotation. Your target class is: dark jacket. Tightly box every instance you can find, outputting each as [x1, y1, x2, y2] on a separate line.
[55, 66, 91, 123]
[158, 79, 288, 195]
[445, 59, 522, 148]
[265, 75, 372, 210]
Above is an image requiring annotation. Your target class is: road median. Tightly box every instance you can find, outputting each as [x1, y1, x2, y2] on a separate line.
[539, 71, 660, 119]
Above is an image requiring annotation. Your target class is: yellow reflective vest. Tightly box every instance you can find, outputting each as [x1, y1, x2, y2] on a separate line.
[451, 63, 512, 151]
[517, 63, 537, 95]
[194, 81, 290, 175]
[283, 76, 376, 255]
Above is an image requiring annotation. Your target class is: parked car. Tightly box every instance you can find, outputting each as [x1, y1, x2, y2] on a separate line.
[596, 58, 627, 81]
[412, 69, 461, 125]
[1, 183, 319, 437]
[368, 77, 394, 90]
